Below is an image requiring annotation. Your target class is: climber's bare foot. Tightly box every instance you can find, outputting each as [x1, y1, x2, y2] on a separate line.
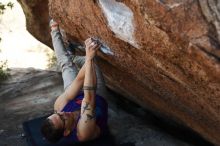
[49, 19, 59, 31]
[49, 19, 70, 47]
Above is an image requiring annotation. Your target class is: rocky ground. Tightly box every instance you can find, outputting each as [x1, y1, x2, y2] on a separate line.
[0, 68, 213, 146]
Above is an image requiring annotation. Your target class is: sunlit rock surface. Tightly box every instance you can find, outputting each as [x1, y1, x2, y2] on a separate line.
[18, 0, 220, 145]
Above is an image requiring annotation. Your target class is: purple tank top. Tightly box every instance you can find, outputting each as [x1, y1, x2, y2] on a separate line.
[61, 92, 108, 143]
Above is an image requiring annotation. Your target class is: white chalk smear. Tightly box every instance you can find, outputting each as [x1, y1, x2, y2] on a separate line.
[100, 44, 114, 55]
[92, 37, 114, 55]
[98, 0, 139, 48]
[167, 3, 182, 9]
[156, 0, 183, 9]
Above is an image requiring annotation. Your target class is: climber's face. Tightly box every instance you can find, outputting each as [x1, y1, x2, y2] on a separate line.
[48, 112, 76, 136]
[48, 113, 65, 131]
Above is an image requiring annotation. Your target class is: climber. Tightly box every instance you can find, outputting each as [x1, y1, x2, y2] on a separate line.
[40, 19, 108, 144]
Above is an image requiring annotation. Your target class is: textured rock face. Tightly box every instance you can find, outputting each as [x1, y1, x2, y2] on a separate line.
[19, 0, 220, 145]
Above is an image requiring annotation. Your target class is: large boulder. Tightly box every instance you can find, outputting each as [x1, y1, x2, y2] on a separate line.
[19, 0, 220, 145]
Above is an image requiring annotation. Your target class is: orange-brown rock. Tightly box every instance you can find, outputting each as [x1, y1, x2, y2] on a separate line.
[17, 0, 52, 48]
[19, 0, 220, 145]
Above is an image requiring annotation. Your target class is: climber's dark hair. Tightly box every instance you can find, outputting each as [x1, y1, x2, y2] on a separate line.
[41, 118, 64, 143]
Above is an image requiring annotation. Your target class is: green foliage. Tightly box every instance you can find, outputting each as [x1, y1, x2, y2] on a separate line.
[0, 1, 13, 42]
[0, 3, 6, 14]
[0, 60, 9, 81]
[47, 52, 57, 69]
[7, 2, 14, 9]
[0, 2, 14, 15]
[0, 2, 14, 81]
[0, 1, 13, 81]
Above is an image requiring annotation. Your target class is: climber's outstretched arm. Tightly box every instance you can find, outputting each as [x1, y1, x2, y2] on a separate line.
[53, 38, 99, 112]
[54, 64, 86, 111]
[77, 38, 101, 141]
